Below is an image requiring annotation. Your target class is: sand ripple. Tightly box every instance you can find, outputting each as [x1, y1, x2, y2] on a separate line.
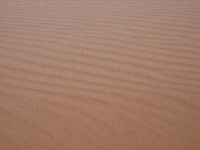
[0, 0, 200, 149]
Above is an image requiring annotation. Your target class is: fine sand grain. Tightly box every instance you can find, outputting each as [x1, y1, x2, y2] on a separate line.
[0, 0, 200, 150]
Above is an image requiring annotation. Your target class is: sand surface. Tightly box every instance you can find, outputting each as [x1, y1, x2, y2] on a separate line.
[0, 0, 200, 149]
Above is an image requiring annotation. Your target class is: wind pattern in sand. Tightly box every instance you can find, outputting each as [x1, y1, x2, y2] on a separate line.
[0, 0, 200, 150]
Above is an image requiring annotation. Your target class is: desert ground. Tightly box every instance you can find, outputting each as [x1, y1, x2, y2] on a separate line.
[0, 0, 200, 150]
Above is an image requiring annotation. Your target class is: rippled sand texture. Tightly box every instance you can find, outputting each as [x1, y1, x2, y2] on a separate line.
[0, 0, 200, 149]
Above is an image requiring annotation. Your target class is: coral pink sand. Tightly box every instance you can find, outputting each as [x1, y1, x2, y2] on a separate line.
[0, 0, 200, 149]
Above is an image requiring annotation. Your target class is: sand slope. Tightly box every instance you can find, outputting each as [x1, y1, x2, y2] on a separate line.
[0, 0, 200, 149]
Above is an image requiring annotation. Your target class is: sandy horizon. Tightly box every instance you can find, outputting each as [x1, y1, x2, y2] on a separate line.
[0, 0, 200, 149]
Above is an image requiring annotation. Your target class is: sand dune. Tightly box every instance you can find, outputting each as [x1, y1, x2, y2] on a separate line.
[0, 0, 200, 149]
